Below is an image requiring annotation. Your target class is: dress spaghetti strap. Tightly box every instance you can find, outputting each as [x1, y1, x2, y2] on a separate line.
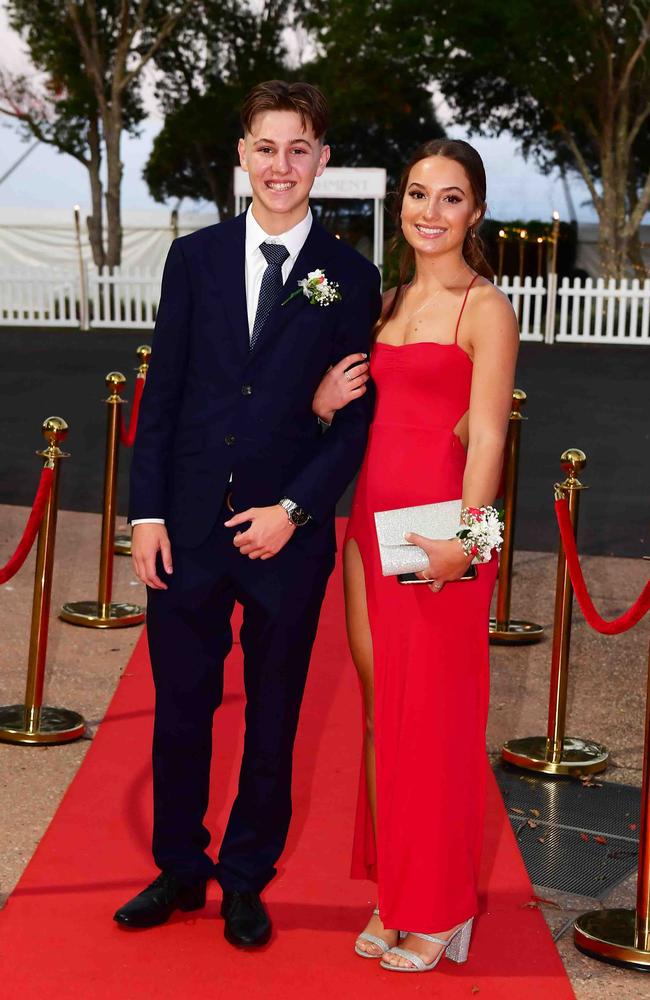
[454, 273, 480, 343]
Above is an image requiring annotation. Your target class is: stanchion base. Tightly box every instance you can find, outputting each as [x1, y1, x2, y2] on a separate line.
[489, 618, 545, 644]
[574, 910, 650, 971]
[114, 533, 132, 556]
[0, 705, 86, 745]
[60, 600, 145, 628]
[501, 736, 609, 775]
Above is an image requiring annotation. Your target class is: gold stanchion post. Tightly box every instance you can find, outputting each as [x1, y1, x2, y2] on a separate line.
[60, 373, 145, 628]
[0, 418, 86, 744]
[489, 390, 544, 644]
[114, 345, 151, 557]
[501, 449, 609, 774]
[574, 641, 650, 968]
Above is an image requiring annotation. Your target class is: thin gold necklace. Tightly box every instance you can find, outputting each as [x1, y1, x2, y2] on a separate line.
[403, 269, 472, 324]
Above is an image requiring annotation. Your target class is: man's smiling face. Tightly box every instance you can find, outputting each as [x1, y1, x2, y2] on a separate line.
[238, 110, 330, 234]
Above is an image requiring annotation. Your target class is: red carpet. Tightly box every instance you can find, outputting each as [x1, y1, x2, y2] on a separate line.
[1, 522, 574, 999]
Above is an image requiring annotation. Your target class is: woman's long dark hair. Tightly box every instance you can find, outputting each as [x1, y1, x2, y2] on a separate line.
[379, 139, 494, 332]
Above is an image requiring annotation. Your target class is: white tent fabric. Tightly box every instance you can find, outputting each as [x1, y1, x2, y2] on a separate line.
[0, 206, 217, 270]
[1, 207, 647, 278]
[575, 223, 650, 277]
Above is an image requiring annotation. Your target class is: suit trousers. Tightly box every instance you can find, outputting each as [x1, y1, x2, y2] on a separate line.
[146, 502, 334, 891]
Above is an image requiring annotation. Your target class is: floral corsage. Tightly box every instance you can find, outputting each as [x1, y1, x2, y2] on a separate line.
[282, 268, 342, 307]
[455, 505, 504, 564]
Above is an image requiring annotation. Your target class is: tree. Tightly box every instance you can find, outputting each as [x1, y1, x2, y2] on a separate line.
[1, 1, 195, 267]
[428, 0, 650, 279]
[145, 0, 289, 220]
[299, 0, 444, 191]
[144, 0, 444, 224]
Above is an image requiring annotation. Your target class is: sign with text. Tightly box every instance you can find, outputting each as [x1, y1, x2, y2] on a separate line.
[234, 166, 387, 200]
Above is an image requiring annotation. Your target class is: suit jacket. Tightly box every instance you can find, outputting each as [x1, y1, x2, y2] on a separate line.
[129, 212, 382, 551]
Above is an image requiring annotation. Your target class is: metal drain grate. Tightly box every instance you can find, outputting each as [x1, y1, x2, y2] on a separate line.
[493, 762, 641, 898]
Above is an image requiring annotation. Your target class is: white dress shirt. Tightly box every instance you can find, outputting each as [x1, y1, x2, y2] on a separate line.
[244, 205, 312, 337]
[132, 206, 313, 526]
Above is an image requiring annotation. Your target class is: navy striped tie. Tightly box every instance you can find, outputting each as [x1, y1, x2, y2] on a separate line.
[251, 242, 290, 349]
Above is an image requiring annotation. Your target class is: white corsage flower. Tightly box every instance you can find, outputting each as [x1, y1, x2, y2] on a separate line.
[455, 505, 504, 564]
[282, 269, 342, 307]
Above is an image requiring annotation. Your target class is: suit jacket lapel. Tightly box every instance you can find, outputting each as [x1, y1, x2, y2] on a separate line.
[246, 220, 336, 362]
[214, 213, 249, 358]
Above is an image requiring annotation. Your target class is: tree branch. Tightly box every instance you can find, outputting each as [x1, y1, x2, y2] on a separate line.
[129, 0, 151, 47]
[119, 0, 196, 93]
[615, 11, 650, 106]
[561, 126, 604, 213]
[627, 101, 650, 151]
[66, 1, 108, 117]
[0, 104, 90, 166]
[624, 166, 650, 235]
[111, 0, 141, 99]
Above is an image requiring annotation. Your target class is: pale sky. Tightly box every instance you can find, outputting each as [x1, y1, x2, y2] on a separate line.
[0, 4, 599, 224]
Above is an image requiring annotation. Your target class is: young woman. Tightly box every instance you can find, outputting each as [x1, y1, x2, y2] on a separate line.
[313, 139, 519, 973]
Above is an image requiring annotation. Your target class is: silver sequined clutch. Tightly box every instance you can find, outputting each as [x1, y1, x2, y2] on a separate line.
[374, 499, 463, 577]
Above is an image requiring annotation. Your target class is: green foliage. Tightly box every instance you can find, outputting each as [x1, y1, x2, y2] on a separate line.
[299, 0, 443, 189]
[144, 0, 445, 217]
[145, 0, 288, 217]
[406, 0, 650, 276]
[6, 1, 147, 159]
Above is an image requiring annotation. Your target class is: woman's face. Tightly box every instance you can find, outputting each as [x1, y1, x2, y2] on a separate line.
[400, 155, 481, 258]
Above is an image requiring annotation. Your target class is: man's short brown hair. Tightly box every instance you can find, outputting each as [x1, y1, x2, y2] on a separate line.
[240, 80, 329, 141]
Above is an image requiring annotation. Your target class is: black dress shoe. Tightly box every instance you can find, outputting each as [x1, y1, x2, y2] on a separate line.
[221, 890, 272, 948]
[113, 872, 207, 928]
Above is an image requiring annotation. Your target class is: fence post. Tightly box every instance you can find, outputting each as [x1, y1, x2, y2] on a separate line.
[544, 210, 560, 344]
[73, 205, 89, 332]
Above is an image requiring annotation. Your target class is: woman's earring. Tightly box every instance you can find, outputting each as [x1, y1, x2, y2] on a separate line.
[470, 228, 476, 239]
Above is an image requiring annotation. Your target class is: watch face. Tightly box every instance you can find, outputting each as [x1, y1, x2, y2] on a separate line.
[290, 507, 310, 527]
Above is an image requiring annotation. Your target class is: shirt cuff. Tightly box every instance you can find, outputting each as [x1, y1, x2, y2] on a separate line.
[131, 518, 165, 525]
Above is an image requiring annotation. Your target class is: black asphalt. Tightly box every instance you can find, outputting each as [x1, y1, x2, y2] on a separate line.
[0, 329, 647, 558]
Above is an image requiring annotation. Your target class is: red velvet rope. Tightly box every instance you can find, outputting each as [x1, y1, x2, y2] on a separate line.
[555, 497, 650, 635]
[119, 375, 145, 448]
[0, 467, 54, 584]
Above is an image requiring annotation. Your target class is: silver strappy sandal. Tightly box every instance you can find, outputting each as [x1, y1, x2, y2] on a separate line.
[380, 916, 473, 972]
[354, 907, 396, 958]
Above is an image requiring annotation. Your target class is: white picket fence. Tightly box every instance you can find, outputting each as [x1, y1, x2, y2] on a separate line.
[1, 266, 650, 344]
[0, 268, 79, 327]
[87, 267, 160, 329]
[0, 266, 160, 330]
[556, 277, 650, 344]
[497, 276, 546, 341]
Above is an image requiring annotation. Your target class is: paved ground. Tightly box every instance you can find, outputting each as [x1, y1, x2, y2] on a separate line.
[0, 329, 648, 557]
[1, 504, 649, 997]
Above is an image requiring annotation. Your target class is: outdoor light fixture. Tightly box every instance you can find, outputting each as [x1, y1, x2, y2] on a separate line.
[518, 230, 528, 282]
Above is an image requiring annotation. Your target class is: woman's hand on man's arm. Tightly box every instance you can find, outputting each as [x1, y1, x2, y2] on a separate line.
[311, 353, 369, 424]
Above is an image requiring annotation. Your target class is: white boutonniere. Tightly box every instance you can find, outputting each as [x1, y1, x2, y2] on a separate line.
[282, 269, 342, 307]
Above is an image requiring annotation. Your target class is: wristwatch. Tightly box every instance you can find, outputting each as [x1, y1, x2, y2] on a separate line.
[278, 498, 311, 527]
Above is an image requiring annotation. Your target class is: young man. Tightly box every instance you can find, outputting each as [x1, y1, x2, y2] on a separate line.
[114, 81, 381, 948]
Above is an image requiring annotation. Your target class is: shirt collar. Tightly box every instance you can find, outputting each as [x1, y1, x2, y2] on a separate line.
[245, 204, 313, 262]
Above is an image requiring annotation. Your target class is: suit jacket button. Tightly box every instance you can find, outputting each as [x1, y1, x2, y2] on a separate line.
[224, 433, 236, 446]
[241, 384, 253, 396]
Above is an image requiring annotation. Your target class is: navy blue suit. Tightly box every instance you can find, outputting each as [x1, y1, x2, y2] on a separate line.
[130, 212, 381, 890]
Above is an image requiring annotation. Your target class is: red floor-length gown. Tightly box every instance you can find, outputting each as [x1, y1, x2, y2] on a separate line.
[347, 278, 498, 933]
